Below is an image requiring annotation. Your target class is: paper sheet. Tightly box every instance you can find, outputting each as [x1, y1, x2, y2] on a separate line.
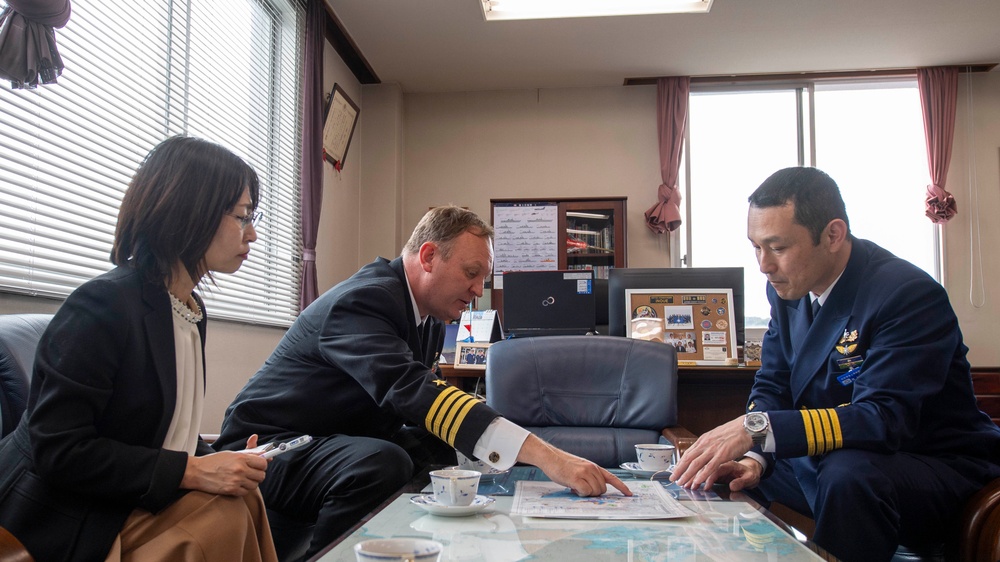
[511, 480, 695, 519]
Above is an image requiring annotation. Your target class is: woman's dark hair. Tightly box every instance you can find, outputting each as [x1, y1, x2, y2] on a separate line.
[748, 167, 850, 245]
[111, 136, 260, 286]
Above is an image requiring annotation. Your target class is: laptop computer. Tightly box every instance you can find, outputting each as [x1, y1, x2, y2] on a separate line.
[501, 270, 596, 337]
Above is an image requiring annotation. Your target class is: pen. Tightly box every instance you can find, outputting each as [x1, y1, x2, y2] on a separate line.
[261, 435, 314, 459]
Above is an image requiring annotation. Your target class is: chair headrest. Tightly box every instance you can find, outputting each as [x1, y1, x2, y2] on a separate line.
[485, 335, 678, 428]
[0, 314, 53, 436]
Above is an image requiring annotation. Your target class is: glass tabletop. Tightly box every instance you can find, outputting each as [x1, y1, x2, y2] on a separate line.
[311, 467, 833, 562]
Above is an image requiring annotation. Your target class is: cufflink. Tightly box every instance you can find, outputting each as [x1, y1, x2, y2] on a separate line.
[489, 451, 500, 463]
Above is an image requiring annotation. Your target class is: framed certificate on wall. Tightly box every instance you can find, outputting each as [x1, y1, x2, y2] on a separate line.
[322, 83, 360, 170]
[625, 288, 738, 366]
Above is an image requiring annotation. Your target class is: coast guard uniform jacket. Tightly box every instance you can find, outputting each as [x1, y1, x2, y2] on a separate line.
[217, 257, 501, 458]
[750, 237, 1000, 483]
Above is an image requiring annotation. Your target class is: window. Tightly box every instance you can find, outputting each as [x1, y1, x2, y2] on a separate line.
[0, 0, 304, 327]
[680, 79, 935, 329]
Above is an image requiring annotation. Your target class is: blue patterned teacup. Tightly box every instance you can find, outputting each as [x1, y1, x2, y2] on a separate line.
[635, 443, 676, 471]
[429, 469, 480, 507]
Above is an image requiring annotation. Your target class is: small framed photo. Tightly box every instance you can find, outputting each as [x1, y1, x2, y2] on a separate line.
[743, 338, 763, 367]
[455, 342, 491, 369]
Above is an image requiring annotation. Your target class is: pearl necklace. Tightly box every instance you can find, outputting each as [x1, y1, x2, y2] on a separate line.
[169, 292, 203, 324]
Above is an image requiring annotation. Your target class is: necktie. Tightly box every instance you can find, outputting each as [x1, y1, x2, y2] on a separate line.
[811, 299, 821, 323]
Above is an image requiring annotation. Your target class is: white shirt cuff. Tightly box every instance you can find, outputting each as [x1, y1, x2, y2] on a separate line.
[743, 451, 768, 473]
[472, 417, 529, 471]
[762, 412, 774, 452]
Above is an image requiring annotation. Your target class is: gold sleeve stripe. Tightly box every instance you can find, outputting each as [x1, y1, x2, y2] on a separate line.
[444, 396, 478, 445]
[427, 387, 462, 434]
[800, 408, 843, 455]
[425, 387, 478, 447]
[827, 408, 843, 450]
[436, 391, 471, 440]
[823, 408, 843, 451]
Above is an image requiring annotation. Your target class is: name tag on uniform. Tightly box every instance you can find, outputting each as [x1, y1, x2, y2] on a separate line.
[837, 366, 861, 386]
[835, 355, 864, 371]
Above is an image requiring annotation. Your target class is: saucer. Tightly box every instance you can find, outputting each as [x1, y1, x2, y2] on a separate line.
[619, 462, 673, 480]
[410, 494, 495, 517]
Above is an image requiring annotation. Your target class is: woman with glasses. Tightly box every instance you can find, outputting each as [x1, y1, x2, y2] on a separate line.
[0, 136, 276, 562]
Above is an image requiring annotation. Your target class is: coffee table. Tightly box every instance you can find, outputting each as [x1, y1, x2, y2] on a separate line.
[310, 466, 836, 561]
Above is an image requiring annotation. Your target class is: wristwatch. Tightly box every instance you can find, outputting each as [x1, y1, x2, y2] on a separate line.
[743, 412, 769, 446]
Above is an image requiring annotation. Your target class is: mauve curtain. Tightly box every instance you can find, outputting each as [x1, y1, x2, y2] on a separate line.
[917, 66, 959, 224]
[299, 0, 324, 310]
[0, 0, 71, 88]
[644, 76, 690, 234]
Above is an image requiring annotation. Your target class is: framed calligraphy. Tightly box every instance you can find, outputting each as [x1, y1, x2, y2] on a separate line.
[322, 83, 360, 170]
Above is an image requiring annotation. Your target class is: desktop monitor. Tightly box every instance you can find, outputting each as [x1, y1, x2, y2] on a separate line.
[502, 270, 596, 337]
[608, 267, 745, 347]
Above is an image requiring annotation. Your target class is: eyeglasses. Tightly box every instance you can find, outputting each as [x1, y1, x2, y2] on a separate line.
[229, 211, 261, 230]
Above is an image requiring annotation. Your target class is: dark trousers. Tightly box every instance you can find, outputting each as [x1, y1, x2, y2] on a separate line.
[748, 449, 991, 562]
[259, 428, 455, 562]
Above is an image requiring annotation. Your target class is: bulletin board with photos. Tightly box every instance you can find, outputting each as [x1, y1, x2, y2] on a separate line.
[625, 288, 738, 365]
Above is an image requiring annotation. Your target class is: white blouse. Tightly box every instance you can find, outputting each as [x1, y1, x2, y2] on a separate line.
[162, 302, 205, 455]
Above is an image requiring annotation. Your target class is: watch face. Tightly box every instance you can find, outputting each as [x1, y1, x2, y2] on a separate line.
[745, 413, 767, 432]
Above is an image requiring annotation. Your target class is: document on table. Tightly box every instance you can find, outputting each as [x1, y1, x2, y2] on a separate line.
[511, 481, 695, 519]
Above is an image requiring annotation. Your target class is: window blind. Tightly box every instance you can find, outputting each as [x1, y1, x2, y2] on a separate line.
[0, 0, 304, 327]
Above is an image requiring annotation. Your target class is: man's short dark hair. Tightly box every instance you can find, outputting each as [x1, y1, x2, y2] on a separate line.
[748, 167, 850, 245]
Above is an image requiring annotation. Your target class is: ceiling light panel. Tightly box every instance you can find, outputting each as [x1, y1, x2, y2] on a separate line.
[480, 0, 713, 21]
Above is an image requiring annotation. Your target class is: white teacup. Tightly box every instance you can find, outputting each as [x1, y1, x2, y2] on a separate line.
[354, 538, 442, 562]
[635, 443, 676, 472]
[429, 469, 480, 507]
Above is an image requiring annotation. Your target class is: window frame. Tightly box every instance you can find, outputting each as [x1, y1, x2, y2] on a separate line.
[676, 76, 941, 331]
[0, 0, 305, 327]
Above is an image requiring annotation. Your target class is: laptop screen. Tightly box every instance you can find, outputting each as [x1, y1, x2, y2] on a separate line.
[501, 270, 596, 337]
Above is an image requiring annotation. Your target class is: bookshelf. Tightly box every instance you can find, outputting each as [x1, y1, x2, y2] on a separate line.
[561, 199, 627, 278]
[490, 197, 627, 320]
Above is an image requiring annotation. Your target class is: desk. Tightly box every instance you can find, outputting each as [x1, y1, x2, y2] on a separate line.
[441, 364, 756, 435]
[311, 468, 835, 562]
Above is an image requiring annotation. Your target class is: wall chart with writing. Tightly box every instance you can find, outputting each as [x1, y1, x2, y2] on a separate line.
[492, 203, 558, 288]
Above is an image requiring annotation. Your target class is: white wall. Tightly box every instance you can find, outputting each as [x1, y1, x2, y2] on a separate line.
[359, 83, 405, 262]
[945, 72, 1000, 366]
[399, 86, 675, 268]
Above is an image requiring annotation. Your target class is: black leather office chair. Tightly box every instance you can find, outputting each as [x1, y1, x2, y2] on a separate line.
[485, 335, 695, 467]
[0, 314, 50, 562]
[0, 314, 51, 438]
